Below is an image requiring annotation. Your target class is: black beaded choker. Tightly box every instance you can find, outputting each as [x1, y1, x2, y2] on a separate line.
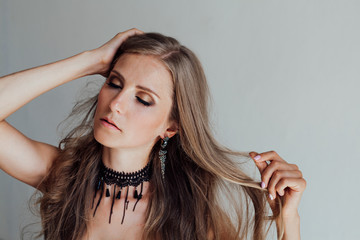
[91, 159, 152, 224]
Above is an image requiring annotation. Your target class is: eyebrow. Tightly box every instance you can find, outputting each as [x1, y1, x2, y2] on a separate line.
[111, 70, 161, 99]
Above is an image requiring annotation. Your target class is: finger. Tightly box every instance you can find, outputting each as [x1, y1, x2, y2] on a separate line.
[275, 177, 307, 197]
[133, 28, 144, 34]
[249, 151, 270, 190]
[267, 170, 303, 198]
[261, 161, 298, 189]
[127, 27, 144, 34]
[249, 151, 268, 173]
[119, 28, 144, 39]
[249, 151, 268, 171]
[255, 161, 268, 174]
[107, 28, 144, 49]
[251, 150, 286, 164]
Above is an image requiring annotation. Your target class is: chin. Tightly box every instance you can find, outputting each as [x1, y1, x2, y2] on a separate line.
[93, 120, 119, 145]
[94, 130, 116, 148]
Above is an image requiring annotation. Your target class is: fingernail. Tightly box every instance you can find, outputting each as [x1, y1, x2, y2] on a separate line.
[254, 155, 261, 161]
[261, 181, 266, 189]
[269, 193, 274, 200]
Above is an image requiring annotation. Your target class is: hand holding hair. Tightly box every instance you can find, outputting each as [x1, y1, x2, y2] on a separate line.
[88, 28, 144, 78]
[249, 151, 306, 216]
[0, 29, 306, 239]
[249, 150, 306, 239]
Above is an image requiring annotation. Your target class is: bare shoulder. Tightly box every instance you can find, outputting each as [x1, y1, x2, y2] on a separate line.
[0, 120, 60, 190]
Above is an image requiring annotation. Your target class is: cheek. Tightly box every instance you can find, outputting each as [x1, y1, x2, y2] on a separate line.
[130, 107, 169, 135]
[95, 88, 115, 117]
[97, 88, 108, 109]
[93, 89, 112, 131]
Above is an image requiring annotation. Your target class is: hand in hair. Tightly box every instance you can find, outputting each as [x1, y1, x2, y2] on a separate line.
[88, 28, 144, 78]
[249, 150, 306, 217]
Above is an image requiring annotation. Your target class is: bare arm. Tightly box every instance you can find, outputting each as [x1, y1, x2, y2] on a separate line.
[0, 51, 96, 121]
[0, 51, 97, 189]
[0, 28, 144, 190]
[276, 211, 301, 240]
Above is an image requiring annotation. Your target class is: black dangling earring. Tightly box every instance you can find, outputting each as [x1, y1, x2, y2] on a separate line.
[159, 136, 169, 181]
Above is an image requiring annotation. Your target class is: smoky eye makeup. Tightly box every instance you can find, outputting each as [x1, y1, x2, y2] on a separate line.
[106, 79, 154, 107]
[106, 81, 121, 89]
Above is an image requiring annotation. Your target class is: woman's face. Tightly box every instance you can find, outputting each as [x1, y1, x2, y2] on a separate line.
[93, 53, 176, 149]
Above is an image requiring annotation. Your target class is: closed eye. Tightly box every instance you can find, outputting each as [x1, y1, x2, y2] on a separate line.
[136, 96, 151, 106]
[106, 82, 152, 107]
[107, 81, 121, 89]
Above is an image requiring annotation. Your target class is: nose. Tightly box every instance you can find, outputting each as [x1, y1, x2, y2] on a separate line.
[109, 91, 129, 114]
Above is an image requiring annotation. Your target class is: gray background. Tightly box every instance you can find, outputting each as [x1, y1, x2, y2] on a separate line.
[1, 0, 359, 239]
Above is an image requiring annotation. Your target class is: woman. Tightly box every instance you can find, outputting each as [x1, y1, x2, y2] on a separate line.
[0, 28, 306, 240]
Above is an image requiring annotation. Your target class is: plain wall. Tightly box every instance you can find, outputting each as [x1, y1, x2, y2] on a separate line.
[1, 0, 359, 239]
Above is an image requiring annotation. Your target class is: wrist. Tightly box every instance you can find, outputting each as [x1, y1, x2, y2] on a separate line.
[282, 210, 300, 220]
[78, 50, 104, 77]
[276, 210, 300, 240]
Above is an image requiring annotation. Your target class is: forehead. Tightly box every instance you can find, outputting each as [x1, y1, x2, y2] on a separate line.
[112, 53, 173, 99]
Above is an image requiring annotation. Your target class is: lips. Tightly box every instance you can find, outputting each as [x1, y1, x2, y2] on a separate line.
[101, 117, 120, 130]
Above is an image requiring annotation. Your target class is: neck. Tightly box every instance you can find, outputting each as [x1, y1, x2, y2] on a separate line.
[101, 144, 153, 172]
[92, 145, 153, 225]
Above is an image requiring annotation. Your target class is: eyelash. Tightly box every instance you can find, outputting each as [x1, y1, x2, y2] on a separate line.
[106, 81, 152, 107]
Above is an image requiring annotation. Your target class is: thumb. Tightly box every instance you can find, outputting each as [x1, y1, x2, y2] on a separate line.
[249, 151, 268, 174]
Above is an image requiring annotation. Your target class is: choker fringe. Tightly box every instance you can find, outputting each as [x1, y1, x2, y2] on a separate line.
[91, 159, 152, 224]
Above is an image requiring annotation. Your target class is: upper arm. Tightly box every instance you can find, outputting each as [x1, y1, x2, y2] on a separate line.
[0, 120, 60, 190]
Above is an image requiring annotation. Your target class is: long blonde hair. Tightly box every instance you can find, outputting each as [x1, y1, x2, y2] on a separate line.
[24, 32, 284, 240]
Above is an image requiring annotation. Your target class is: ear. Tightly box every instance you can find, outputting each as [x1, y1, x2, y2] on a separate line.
[164, 121, 179, 139]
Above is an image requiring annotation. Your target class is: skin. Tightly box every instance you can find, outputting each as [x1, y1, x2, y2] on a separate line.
[85, 53, 178, 239]
[249, 150, 306, 239]
[0, 26, 305, 239]
[88, 29, 306, 239]
[93, 53, 178, 173]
